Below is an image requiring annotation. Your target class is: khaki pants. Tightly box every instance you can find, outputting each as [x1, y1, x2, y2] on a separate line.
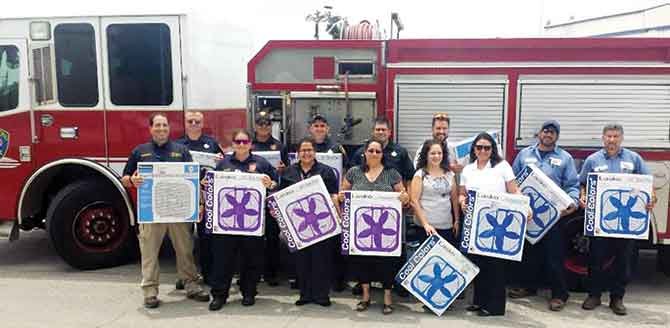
[138, 223, 201, 298]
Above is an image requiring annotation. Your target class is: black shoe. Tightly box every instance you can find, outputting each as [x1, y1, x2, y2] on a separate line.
[241, 296, 256, 306]
[265, 276, 279, 287]
[332, 281, 347, 292]
[466, 305, 481, 312]
[351, 283, 362, 296]
[295, 298, 311, 306]
[609, 297, 627, 316]
[315, 299, 331, 307]
[209, 297, 226, 311]
[175, 279, 185, 290]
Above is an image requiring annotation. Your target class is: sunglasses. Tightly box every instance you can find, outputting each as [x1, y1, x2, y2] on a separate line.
[187, 119, 202, 125]
[474, 144, 492, 151]
[233, 139, 251, 145]
[433, 112, 449, 119]
[366, 149, 382, 154]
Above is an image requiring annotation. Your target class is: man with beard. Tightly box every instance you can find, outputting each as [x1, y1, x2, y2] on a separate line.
[578, 123, 655, 315]
[412, 113, 462, 174]
[508, 120, 579, 311]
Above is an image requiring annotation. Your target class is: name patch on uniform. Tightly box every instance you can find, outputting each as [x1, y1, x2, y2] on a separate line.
[460, 190, 529, 261]
[267, 176, 341, 252]
[137, 162, 200, 223]
[203, 171, 266, 236]
[395, 234, 479, 316]
[549, 157, 562, 167]
[593, 165, 608, 172]
[621, 161, 634, 171]
[584, 173, 652, 240]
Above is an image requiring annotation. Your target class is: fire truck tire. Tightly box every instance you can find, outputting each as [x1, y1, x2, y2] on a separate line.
[658, 245, 670, 276]
[46, 179, 137, 270]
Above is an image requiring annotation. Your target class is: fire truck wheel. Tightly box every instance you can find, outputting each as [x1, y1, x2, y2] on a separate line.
[46, 179, 137, 270]
[562, 213, 616, 292]
[658, 245, 670, 276]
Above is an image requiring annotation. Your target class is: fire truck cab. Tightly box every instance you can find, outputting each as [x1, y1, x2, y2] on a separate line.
[0, 14, 249, 269]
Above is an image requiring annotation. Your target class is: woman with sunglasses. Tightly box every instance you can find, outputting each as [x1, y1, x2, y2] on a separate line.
[458, 132, 522, 316]
[208, 129, 278, 311]
[338, 138, 410, 315]
[410, 139, 460, 245]
[279, 137, 340, 307]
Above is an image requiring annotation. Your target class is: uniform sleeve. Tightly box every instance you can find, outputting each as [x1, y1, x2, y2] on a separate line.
[399, 148, 416, 181]
[349, 146, 364, 168]
[261, 159, 279, 183]
[511, 150, 524, 176]
[579, 156, 594, 185]
[498, 161, 516, 182]
[323, 167, 339, 194]
[280, 144, 290, 166]
[208, 136, 222, 154]
[122, 148, 141, 176]
[634, 153, 651, 175]
[562, 154, 580, 205]
[182, 147, 194, 162]
[279, 166, 295, 190]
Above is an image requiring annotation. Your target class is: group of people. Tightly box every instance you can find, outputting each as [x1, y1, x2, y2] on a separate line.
[121, 109, 655, 317]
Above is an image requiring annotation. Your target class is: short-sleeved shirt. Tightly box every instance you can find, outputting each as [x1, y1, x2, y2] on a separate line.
[175, 134, 220, 154]
[460, 160, 515, 193]
[345, 166, 401, 192]
[414, 169, 455, 229]
[280, 161, 339, 194]
[351, 141, 415, 181]
[579, 148, 651, 185]
[122, 140, 193, 176]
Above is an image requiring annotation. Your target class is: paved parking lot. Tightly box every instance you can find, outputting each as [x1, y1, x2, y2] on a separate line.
[1, 230, 669, 328]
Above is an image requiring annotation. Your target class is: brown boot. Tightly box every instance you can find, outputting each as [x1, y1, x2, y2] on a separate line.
[549, 298, 566, 311]
[609, 298, 627, 316]
[508, 288, 537, 299]
[581, 296, 601, 310]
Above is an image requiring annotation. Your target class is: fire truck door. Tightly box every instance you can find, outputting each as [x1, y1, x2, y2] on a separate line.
[0, 38, 33, 219]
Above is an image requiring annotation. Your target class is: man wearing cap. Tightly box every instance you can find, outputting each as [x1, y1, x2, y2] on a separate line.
[412, 113, 462, 174]
[578, 123, 656, 315]
[252, 111, 289, 287]
[508, 120, 579, 311]
[350, 117, 414, 183]
[307, 113, 349, 291]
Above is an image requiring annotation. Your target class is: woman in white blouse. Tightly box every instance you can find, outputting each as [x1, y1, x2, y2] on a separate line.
[410, 139, 460, 245]
[458, 132, 522, 317]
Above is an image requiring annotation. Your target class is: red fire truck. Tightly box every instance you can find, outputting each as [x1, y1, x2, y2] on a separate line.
[2, 14, 669, 287]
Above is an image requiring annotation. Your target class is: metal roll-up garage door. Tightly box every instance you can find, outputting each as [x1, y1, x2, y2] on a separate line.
[395, 75, 508, 155]
[517, 75, 670, 149]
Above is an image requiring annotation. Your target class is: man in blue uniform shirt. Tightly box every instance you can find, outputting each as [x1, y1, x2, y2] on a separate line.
[578, 123, 656, 315]
[122, 113, 210, 309]
[508, 120, 579, 311]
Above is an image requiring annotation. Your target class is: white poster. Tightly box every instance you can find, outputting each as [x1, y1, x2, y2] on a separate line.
[267, 176, 341, 252]
[203, 171, 266, 236]
[253, 150, 283, 168]
[190, 151, 223, 169]
[452, 131, 503, 166]
[137, 162, 200, 223]
[289, 152, 343, 182]
[460, 190, 529, 261]
[341, 191, 403, 257]
[396, 234, 479, 316]
[584, 173, 653, 240]
[516, 164, 574, 244]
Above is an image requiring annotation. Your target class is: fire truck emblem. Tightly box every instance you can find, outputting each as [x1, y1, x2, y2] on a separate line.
[0, 129, 9, 159]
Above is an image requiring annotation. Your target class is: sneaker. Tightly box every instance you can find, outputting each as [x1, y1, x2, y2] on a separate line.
[609, 298, 627, 316]
[187, 290, 210, 302]
[144, 296, 160, 309]
[581, 296, 602, 310]
[508, 288, 537, 299]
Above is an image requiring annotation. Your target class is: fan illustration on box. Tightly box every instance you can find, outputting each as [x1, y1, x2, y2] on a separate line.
[286, 193, 338, 242]
[353, 206, 401, 253]
[410, 255, 466, 310]
[474, 207, 525, 256]
[599, 189, 649, 236]
[523, 186, 559, 238]
[218, 187, 263, 232]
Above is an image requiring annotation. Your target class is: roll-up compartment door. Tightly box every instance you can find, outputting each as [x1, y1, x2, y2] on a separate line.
[395, 75, 507, 155]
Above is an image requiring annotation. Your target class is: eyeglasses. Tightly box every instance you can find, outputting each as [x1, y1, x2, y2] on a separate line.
[187, 119, 202, 125]
[233, 139, 251, 145]
[366, 149, 382, 154]
[474, 145, 492, 151]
